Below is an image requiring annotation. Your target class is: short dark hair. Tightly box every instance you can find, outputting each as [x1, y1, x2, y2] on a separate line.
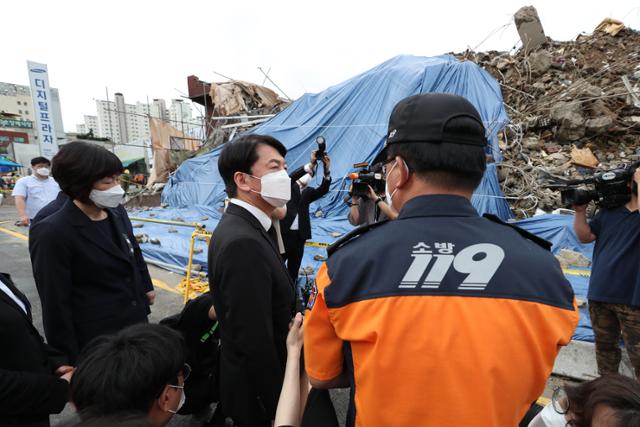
[564, 374, 640, 426]
[71, 323, 185, 417]
[31, 156, 50, 166]
[386, 117, 486, 192]
[218, 134, 287, 198]
[52, 141, 123, 202]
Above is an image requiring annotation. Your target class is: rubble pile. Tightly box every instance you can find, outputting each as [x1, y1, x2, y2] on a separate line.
[458, 16, 640, 216]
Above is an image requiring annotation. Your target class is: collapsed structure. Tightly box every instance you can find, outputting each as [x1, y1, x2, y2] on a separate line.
[459, 11, 640, 215]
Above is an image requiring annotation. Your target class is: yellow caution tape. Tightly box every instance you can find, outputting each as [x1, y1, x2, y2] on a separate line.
[562, 268, 591, 277]
[305, 241, 330, 248]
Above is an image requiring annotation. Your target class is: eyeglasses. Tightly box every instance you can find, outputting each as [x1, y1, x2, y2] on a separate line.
[181, 363, 191, 383]
[552, 386, 570, 414]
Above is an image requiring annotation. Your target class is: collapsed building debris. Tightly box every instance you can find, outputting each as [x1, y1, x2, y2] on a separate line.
[458, 16, 640, 216]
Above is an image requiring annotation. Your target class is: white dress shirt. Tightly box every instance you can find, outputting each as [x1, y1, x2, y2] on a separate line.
[229, 198, 272, 231]
[0, 276, 27, 315]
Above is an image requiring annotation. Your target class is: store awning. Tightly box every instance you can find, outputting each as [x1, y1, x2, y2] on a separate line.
[121, 157, 145, 168]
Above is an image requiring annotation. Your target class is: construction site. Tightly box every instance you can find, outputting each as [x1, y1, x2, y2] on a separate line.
[1, 3, 639, 426]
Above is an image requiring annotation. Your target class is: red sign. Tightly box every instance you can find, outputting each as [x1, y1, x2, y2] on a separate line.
[0, 130, 29, 147]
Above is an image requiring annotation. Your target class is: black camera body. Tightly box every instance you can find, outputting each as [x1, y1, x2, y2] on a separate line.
[348, 162, 386, 198]
[315, 136, 326, 159]
[555, 162, 639, 209]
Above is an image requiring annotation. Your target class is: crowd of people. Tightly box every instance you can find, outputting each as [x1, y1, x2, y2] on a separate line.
[1, 93, 640, 427]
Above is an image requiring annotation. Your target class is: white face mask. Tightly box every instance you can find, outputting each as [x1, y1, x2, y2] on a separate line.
[527, 404, 568, 427]
[167, 385, 185, 414]
[249, 169, 291, 208]
[384, 161, 399, 207]
[89, 185, 125, 209]
[35, 168, 50, 177]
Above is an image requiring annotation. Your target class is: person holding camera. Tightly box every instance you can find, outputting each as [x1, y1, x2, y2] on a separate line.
[573, 168, 640, 378]
[347, 180, 398, 226]
[280, 150, 332, 280]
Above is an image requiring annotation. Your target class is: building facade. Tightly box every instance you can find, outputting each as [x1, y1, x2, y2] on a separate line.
[84, 94, 195, 145]
[0, 81, 65, 166]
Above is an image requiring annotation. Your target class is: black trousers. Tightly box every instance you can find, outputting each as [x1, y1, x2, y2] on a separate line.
[282, 230, 305, 281]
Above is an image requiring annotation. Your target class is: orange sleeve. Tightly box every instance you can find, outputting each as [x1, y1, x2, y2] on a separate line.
[304, 263, 344, 381]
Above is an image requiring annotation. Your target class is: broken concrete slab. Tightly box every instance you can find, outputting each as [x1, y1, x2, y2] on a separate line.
[528, 50, 552, 76]
[550, 101, 585, 141]
[514, 6, 547, 51]
[585, 116, 614, 134]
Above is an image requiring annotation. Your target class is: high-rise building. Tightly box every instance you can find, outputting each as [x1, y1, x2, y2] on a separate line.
[114, 93, 130, 145]
[81, 94, 195, 145]
[169, 99, 193, 134]
[0, 81, 65, 165]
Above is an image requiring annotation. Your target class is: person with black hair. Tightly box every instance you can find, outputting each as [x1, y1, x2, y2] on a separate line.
[573, 168, 640, 379]
[304, 93, 579, 426]
[208, 134, 297, 426]
[11, 156, 60, 225]
[70, 323, 186, 427]
[528, 374, 640, 426]
[280, 150, 332, 280]
[29, 141, 154, 364]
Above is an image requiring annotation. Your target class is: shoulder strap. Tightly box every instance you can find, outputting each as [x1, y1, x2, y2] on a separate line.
[327, 220, 389, 257]
[482, 213, 552, 251]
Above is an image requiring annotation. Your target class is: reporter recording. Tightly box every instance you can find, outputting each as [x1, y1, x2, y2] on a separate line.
[346, 164, 398, 226]
[573, 165, 640, 378]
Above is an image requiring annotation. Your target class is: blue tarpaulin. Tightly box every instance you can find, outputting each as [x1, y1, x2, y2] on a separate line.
[517, 214, 595, 341]
[161, 55, 511, 219]
[133, 54, 597, 341]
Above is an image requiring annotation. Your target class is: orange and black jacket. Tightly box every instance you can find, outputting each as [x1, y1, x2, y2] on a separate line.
[304, 195, 579, 427]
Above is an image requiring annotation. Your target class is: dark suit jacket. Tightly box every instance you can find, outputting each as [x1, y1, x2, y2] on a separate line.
[282, 166, 331, 241]
[0, 273, 69, 427]
[29, 199, 150, 363]
[30, 192, 154, 296]
[208, 203, 296, 425]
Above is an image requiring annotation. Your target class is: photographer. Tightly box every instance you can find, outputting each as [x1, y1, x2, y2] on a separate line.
[281, 150, 332, 280]
[573, 168, 640, 378]
[347, 180, 398, 226]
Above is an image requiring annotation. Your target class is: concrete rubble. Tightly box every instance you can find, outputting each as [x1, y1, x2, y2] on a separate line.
[457, 14, 640, 217]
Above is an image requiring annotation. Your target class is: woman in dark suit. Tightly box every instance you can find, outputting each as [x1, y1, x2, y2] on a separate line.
[29, 142, 155, 363]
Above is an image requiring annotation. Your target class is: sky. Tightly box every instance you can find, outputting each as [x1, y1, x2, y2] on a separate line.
[3, 0, 639, 132]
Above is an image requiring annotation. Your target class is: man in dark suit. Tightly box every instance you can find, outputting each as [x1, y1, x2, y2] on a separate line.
[208, 134, 297, 427]
[0, 272, 72, 426]
[281, 152, 332, 280]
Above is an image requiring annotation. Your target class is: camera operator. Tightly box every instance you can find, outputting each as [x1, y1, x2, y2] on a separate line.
[347, 177, 398, 226]
[573, 168, 640, 378]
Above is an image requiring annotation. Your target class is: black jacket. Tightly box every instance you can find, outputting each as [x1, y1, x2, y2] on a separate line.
[29, 199, 151, 363]
[208, 203, 296, 425]
[0, 273, 69, 427]
[282, 166, 331, 241]
[30, 192, 153, 295]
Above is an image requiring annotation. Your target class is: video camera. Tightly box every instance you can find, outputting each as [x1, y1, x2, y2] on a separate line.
[545, 161, 640, 209]
[347, 162, 385, 198]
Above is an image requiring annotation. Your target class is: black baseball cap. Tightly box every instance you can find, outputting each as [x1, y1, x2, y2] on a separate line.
[373, 93, 487, 165]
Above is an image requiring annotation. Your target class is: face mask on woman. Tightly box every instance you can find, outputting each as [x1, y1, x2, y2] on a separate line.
[89, 185, 125, 209]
